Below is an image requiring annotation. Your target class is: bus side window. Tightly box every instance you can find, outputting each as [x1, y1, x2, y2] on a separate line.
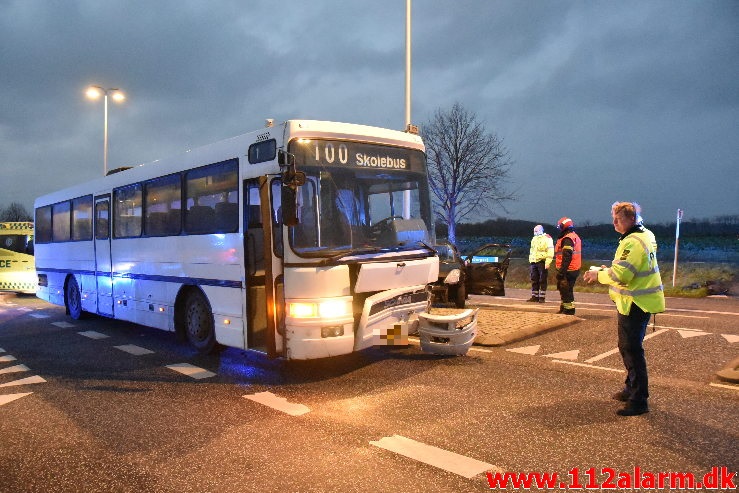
[95, 201, 110, 240]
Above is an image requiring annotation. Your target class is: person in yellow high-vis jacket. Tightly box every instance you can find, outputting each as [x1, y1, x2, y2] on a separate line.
[584, 202, 665, 417]
[527, 225, 554, 303]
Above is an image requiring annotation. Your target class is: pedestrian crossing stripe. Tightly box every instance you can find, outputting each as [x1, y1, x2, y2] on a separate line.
[0, 375, 46, 387]
[721, 334, 739, 343]
[243, 391, 310, 416]
[0, 392, 33, 407]
[0, 364, 30, 375]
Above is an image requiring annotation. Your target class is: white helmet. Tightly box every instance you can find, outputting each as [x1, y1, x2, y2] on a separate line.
[533, 224, 544, 236]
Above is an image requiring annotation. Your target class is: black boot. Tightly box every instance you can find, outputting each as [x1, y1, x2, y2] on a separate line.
[526, 296, 539, 302]
[616, 402, 649, 416]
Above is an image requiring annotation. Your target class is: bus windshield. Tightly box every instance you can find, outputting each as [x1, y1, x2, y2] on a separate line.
[286, 140, 432, 257]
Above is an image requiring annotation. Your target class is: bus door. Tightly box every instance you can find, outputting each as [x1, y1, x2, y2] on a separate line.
[93, 195, 114, 316]
[244, 178, 275, 356]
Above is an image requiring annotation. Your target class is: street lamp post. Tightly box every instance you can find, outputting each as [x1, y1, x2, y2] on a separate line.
[85, 85, 125, 175]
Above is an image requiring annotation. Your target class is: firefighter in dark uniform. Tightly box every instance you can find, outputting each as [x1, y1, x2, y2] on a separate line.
[554, 217, 581, 315]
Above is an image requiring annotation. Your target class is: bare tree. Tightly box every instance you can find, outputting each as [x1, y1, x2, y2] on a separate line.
[0, 202, 32, 222]
[422, 103, 515, 244]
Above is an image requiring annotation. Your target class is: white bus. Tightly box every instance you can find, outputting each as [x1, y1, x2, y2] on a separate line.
[0, 221, 36, 294]
[34, 120, 441, 359]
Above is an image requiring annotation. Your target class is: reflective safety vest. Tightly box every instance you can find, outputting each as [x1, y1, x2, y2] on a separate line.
[529, 233, 554, 267]
[554, 231, 582, 271]
[597, 227, 665, 315]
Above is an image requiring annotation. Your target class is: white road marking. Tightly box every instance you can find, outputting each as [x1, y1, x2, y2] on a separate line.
[166, 363, 215, 380]
[0, 355, 17, 363]
[722, 334, 739, 343]
[544, 349, 580, 360]
[0, 364, 30, 375]
[29, 313, 49, 319]
[677, 330, 710, 339]
[370, 434, 498, 479]
[77, 330, 109, 339]
[0, 392, 33, 406]
[0, 375, 46, 388]
[0, 347, 5, 352]
[584, 328, 669, 363]
[51, 321, 75, 328]
[507, 345, 541, 355]
[243, 391, 310, 416]
[114, 344, 154, 356]
[709, 383, 739, 392]
[552, 360, 625, 373]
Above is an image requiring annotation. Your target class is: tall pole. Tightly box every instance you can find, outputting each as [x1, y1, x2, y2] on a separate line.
[405, 0, 412, 128]
[672, 208, 683, 287]
[86, 85, 125, 176]
[103, 92, 109, 176]
[403, 0, 412, 219]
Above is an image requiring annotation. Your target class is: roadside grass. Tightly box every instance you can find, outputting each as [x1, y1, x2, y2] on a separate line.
[502, 258, 737, 298]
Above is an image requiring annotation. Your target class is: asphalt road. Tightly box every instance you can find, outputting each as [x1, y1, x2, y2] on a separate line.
[1, 290, 737, 492]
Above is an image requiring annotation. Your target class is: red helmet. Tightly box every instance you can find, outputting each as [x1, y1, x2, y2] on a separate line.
[557, 217, 573, 230]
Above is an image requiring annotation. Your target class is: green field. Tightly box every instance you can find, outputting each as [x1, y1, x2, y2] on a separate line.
[454, 235, 738, 297]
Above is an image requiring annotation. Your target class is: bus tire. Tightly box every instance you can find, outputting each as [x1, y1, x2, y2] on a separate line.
[65, 276, 86, 320]
[183, 289, 217, 354]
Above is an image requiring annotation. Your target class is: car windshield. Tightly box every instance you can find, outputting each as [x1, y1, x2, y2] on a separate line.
[287, 167, 433, 257]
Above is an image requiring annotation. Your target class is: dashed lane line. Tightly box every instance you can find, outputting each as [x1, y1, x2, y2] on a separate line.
[114, 344, 154, 356]
[243, 391, 311, 416]
[51, 321, 76, 328]
[0, 355, 17, 363]
[77, 330, 110, 339]
[166, 363, 216, 380]
[28, 313, 50, 319]
[370, 434, 498, 479]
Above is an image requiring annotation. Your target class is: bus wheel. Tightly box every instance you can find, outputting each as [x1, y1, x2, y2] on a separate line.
[184, 290, 217, 353]
[66, 276, 85, 320]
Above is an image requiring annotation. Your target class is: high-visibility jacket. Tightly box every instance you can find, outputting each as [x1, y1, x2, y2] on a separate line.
[555, 231, 582, 271]
[597, 226, 665, 315]
[529, 233, 554, 268]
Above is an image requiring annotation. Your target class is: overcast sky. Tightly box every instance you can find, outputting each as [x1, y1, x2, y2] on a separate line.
[2, 0, 737, 226]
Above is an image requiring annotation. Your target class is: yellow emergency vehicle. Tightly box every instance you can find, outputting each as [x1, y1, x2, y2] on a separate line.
[0, 222, 36, 294]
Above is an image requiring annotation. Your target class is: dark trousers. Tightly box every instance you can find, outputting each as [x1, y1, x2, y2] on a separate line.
[529, 261, 548, 297]
[617, 303, 651, 405]
[557, 270, 579, 304]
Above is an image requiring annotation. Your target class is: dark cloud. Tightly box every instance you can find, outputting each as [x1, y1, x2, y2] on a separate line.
[1, 0, 737, 225]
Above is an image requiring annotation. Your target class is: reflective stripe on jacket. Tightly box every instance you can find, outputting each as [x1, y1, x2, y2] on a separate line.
[597, 227, 665, 315]
[529, 233, 554, 267]
[555, 231, 582, 271]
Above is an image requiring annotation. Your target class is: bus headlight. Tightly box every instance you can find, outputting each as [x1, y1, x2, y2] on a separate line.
[288, 300, 350, 319]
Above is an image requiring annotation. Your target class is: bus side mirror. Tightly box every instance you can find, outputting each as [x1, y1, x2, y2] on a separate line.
[281, 185, 299, 227]
[278, 150, 305, 189]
